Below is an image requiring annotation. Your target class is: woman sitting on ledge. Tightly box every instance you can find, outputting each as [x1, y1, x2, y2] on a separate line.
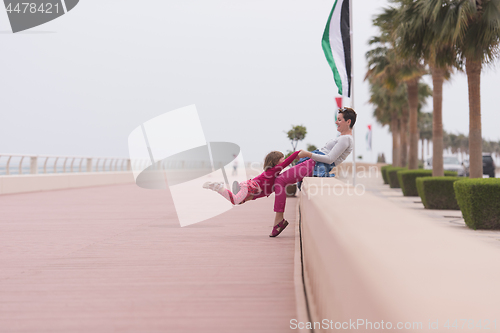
[269, 107, 357, 237]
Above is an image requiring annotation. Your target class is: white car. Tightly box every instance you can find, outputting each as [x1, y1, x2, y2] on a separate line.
[424, 156, 466, 177]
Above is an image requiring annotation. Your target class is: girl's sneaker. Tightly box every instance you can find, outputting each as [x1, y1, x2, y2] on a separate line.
[232, 181, 240, 194]
[203, 182, 225, 192]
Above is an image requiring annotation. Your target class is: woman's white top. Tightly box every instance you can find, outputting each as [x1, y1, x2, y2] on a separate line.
[311, 134, 353, 166]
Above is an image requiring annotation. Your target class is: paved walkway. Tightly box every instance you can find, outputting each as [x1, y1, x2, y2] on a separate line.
[0, 184, 297, 332]
[346, 170, 500, 245]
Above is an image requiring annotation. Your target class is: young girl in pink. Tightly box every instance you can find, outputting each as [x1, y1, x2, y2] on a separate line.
[203, 150, 300, 234]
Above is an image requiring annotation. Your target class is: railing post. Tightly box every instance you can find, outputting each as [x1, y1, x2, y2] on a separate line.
[86, 158, 93, 172]
[43, 157, 49, 173]
[127, 159, 132, 171]
[30, 156, 38, 174]
[6, 156, 12, 175]
[63, 157, 68, 173]
[53, 157, 59, 173]
[19, 156, 25, 174]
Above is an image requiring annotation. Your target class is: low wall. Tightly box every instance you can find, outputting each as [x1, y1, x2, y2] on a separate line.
[0, 172, 135, 195]
[299, 177, 500, 332]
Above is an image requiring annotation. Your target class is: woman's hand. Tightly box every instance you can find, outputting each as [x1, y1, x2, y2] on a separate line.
[298, 150, 310, 159]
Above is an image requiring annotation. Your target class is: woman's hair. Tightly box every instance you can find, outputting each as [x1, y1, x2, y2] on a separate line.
[263, 151, 284, 171]
[339, 107, 357, 128]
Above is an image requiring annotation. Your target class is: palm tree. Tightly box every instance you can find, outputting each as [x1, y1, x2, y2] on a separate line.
[369, 4, 426, 169]
[367, 82, 393, 163]
[399, 82, 432, 167]
[418, 111, 433, 163]
[366, 78, 431, 169]
[449, 133, 459, 155]
[457, 133, 469, 161]
[367, 77, 408, 167]
[443, 131, 451, 155]
[495, 140, 500, 165]
[397, 0, 457, 176]
[400, 105, 409, 167]
[422, 0, 500, 178]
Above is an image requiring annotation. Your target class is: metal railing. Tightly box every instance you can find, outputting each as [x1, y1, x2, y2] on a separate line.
[0, 154, 256, 176]
[0, 154, 146, 176]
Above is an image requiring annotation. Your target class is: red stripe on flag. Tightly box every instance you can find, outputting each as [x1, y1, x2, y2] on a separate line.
[335, 97, 342, 109]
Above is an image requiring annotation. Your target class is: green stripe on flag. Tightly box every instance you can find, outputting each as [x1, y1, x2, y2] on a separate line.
[322, 0, 343, 95]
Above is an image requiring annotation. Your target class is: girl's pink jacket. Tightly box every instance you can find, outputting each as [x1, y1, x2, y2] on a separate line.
[251, 151, 300, 200]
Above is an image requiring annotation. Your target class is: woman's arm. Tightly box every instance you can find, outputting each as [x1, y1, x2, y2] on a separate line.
[310, 136, 351, 164]
[298, 150, 312, 159]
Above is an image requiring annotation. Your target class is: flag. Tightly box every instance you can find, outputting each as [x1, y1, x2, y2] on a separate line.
[322, 0, 351, 97]
[334, 97, 342, 122]
[366, 125, 372, 151]
[335, 97, 343, 109]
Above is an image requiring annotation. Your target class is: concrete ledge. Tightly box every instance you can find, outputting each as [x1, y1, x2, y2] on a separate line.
[0, 172, 135, 195]
[299, 177, 500, 332]
[333, 162, 385, 174]
[294, 198, 312, 333]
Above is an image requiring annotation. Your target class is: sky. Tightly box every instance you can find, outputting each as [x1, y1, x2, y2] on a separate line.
[1, 0, 499, 164]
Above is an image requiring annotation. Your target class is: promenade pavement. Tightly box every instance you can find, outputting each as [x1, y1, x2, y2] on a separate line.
[349, 170, 500, 245]
[0, 184, 297, 333]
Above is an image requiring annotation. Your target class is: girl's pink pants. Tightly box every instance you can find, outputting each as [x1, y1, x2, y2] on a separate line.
[274, 159, 315, 213]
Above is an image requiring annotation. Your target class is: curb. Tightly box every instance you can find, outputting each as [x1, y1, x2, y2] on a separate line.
[293, 192, 313, 333]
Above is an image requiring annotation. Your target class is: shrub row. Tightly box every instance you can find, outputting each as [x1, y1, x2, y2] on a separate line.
[387, 167, 407, 188]
[382, 167, 500, 230]
[380, 165, 391, 185]
[454, 178, 500, 230]
[416, 177, 461, 210]
[398, 170, 458, 197]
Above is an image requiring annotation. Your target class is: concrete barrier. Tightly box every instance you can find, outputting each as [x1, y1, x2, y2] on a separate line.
[0, 172, 135, 195]
[299, 177, 500, 332]
[330, 162, 385, 181]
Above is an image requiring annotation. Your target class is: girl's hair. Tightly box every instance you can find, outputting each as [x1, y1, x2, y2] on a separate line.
[263, 151, 284, 171]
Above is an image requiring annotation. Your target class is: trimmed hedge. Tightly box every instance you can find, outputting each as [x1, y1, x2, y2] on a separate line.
[387, 167, 407, 188]
[397, 170, 458, 196]
[454, 178, 500, 230]
[381, 165, 391, 185]
[416, 177, 461, 209]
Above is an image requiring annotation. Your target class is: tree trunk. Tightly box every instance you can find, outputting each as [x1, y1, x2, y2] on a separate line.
[466, 58, 483, 178]
[427, 139, 430, 161]
[431, 66, 445, 176]
[391, 112, 400, 167]
[400, 107, 408, 167]
[421, 138, 424, 165]
[407, 78, 420, 170]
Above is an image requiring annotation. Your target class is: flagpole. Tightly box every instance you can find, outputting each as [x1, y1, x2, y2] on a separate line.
[349, 0, 355, 186]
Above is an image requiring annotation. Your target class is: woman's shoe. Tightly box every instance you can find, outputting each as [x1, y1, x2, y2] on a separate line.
[269, 219, 289, 237]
